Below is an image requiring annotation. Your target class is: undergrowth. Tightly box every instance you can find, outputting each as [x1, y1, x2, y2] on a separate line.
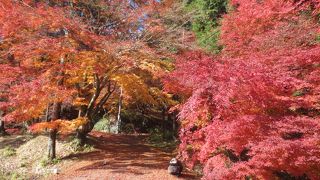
[146, 128, 178, 151]
[1, 146, 16, 157]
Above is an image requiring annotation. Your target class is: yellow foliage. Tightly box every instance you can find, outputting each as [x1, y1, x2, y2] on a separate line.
[112, 73, 157, 105]
[150, 88, 176, 105]
[73, 97, 88, 107]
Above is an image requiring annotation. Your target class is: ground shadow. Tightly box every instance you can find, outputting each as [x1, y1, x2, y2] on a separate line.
[0, 135, 34, 149]
[60, 132, 199, 179]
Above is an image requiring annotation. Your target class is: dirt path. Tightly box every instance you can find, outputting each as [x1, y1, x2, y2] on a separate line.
[49, 132, 198, 180]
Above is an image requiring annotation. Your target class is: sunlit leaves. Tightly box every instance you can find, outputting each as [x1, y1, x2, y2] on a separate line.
[31, 117, 88, 134]
[113, 73, 156, 105]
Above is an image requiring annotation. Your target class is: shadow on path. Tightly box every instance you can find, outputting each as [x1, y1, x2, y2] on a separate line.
[55, 132, 199, 180]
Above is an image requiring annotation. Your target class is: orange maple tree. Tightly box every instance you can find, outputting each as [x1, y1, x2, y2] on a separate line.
[0, 0, 173, 159]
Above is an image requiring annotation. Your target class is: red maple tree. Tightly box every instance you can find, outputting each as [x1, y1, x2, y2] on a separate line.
[165, 0, 320, 179]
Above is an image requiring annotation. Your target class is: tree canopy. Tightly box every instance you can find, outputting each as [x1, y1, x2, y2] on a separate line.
[165, 0, 320, 179]
[1, 0, 320, 179]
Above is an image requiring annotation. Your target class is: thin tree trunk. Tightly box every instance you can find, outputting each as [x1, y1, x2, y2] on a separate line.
[85, 74, 101, 118]
[0, 119, 6, 136]
[117, 87, 123, 134]
[48, 102, 61, 160]
[0, 111, 6, 136]
[46, 104, 50, 122]
[78, 108, 82, 118]
[48, 129, 57, 160]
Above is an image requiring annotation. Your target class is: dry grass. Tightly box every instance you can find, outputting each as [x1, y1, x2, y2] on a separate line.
[0, 135, 85, 180]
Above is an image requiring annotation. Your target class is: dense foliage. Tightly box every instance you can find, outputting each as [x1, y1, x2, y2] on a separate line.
[1, 0, 320, 179]
[0, 0, 175, 158]
[165, 0, 320, 179]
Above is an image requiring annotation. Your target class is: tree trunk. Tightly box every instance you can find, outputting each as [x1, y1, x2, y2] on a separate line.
[47, 102, 61, 160]
[116, 87, 123, 134]
[48, 129, 57, 160]
[76, 129, 87, 146]
[76, 120, 95, 146]
[45, 104, 50, 122]
[47, 57, 64, 160]
[0, 111, 6, 136]
[75, 80, 115, 142]
[78, 109, 82, 118]
[0, 119, 6, 136]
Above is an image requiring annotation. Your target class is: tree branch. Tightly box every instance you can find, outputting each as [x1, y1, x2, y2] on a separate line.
[85, 74, 101, 117]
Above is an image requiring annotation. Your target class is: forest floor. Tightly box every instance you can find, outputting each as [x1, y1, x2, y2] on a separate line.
[48, 131, 198, 180]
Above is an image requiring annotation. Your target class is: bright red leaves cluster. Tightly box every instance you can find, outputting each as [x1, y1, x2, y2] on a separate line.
[165, 0, 320, 179]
